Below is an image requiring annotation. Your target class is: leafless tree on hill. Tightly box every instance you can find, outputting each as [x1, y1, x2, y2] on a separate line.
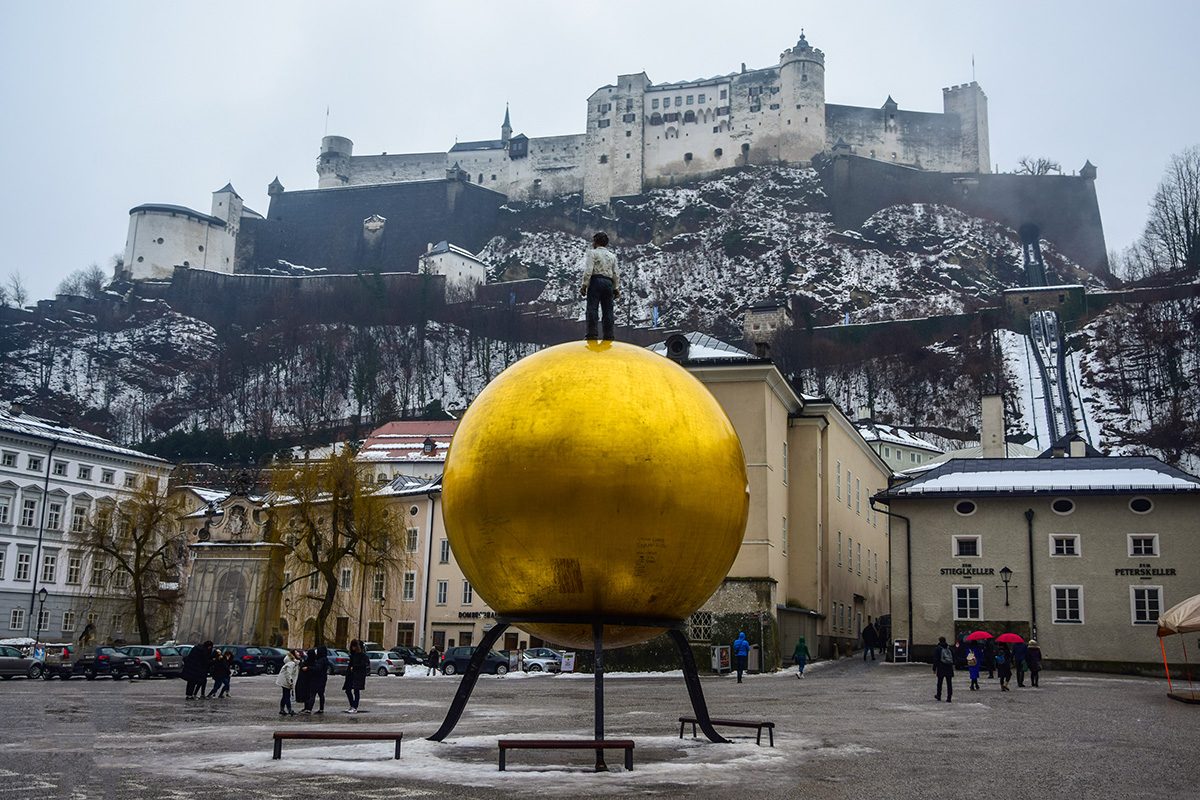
[1015, 157, 1062, 176]
[1118, 146, 1200, 280]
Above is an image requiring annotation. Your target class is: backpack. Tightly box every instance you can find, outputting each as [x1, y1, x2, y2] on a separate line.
[966, 652, 977, 667]
[995, 652, 1006, 666]
[939, 646, 954, 665]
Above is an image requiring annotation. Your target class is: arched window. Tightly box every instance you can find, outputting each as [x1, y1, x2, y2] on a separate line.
[665, 126, 678, 140]
[683, 110, 696, 124]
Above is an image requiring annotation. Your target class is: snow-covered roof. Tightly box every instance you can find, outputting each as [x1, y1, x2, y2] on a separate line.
[0, 408, 169, 465]
[359, 421, 458, 464]
[854, 422, 941, 453]
[376, 474, 442, 496]
[918, 441, 1041, 470]
[646, 332, 755, 361]
[880, 456, 1200, 498]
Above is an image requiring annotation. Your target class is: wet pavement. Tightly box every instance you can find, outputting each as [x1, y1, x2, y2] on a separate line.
[0, 656, 1194, 798]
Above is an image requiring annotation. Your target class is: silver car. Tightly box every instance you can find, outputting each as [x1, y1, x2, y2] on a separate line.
[0, 645, 40, 679]
[118, 645, 184, 679]
[366, 650, 406, 676]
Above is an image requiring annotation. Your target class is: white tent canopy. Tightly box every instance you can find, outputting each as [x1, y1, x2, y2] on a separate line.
[1158, 594, 1200, 637]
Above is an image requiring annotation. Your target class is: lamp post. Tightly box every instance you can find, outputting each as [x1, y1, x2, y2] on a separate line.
[36, 588, 48, 646]
[999, 566, 1013, 607]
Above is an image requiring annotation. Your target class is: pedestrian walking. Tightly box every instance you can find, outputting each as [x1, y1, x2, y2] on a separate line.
[861, 619, 879, 661]
[1026, 639, 1043, 687]
[933, 636, 954, 702]
[343, 639, 369, 713]
[995, 643, 1013, 691]
[303, 647, 329, 713]
[967, 645, 981, 690]
[580, 231, 620, 341]
[1013, 640, 1029, 687]
[983, 637, 996, 679]
[294, 649, 314, 713]
[182, 641, 212, 700]
[732, 632, 751, 683]
[425, 645, 441, 676]
[276, 649, 300, 716]
[208, 649, 232, 698]
[793, 636, 812, 679]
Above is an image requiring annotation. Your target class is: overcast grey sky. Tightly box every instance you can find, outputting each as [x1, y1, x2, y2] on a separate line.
[3, 1, 1197, 302]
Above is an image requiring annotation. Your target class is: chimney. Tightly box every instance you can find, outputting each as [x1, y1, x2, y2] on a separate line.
[856, 406, 872, 422]
[664, 333, 690, 362]
[8, 402, 23, 417]
[754, 341, 770, 358]
[980, 394, 1005, 458]
[1069, 437, 1087, 458]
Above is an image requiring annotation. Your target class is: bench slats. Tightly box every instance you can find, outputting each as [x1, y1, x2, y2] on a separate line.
[272, 731, 403, 760]
[498, 739, 634, 771]
[678, 717, 775, 746]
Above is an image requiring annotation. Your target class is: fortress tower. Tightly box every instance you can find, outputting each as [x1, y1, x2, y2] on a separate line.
[777, 31, 827, 163]
[317, 135, 355, 188]
[943, 82, 990, 173]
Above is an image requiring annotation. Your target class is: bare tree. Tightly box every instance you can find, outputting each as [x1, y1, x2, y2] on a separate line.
[1140, 146, 1200, 276]
[1014, 157, 1062, 176]
[73, 480, 187, 644]
[271, 449, 410, 646]
[6, 272, 28, 308]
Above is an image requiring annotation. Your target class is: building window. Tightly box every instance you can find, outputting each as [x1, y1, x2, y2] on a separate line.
[835, 461, 841, 499]
[856, 542, 862, 575]
[837, 531, 843, 567]
[111, 614, 123, 634]
[40, 553, 57, 584]
[402, 571, 415, 602]
[953, 536, 980, 558]
[124, 474, 137, 488]
[367, 621, 384, 644]
[1128, 535, 1158, 557]
[20, 499, 37, 527]
[597, 119, 610, 128]
[91, 557, 106, 587]
[855, 478, 861, 513]
[62, 611, 75, 633]
[77, 465, 92, 480]
[0, 550, 5, 579]
[846, 470, 852, 508]
[684, 152, 693, 162]
[436, 580, 448, 605]
[439, 538, 450, 564]
[954, 586, 982, 620]
[1131, 586, 1162, 625]
[10, 609, 25, 631]
[406, 528, 419, 553]
[675, 96, 682, 107]
[1051, 535, 1080, 557]
[113, 570, 128, 589]
[37, 610, 49, 632]
[598, 155, 608, 164]
[308, 572, 320, 592]
[0, 497, 9, 525]
[371, 571, 385, 601]
[782, 516, 788, 556]
[698, 93, 706, 103]
[396, 622, 415, 646]
[1052, 586, 1083, 623]
[71, 505, 88, 533]
[1129, 497, 1153, 514]
[340, 568, 352, 591]
[1, 452, 14, 467]
[101, 470, 114, 484]
[65, 553, 82, 585]
[27, 456, 43, 472]
[847, 537, 853, 571]
[47, 502, 62, 530]
[782, 442, 789, 485]
[651, 98, 659, 109]
[714, 147, 723, 158]
[15, 552, 31, 582]
[462, 581, 473, 605]
[954, 500, 977, 516]
[688, 610, 713, 642]
[1051, 498, 1075, 515]
[52, 461, 67, 477]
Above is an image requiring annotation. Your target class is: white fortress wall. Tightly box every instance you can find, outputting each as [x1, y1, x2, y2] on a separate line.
[343, 152, 450, 186]
[125, 210, 232, 281]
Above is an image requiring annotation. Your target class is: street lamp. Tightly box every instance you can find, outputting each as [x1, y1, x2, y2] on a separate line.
[36, 588, 48, 645]
[999, 566, 1013, 607]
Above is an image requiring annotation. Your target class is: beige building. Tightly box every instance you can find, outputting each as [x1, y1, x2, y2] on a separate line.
[876, 455, 1200, 669]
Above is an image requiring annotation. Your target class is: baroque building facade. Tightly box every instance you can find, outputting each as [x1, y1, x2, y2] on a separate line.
[316, 32, 988, 204]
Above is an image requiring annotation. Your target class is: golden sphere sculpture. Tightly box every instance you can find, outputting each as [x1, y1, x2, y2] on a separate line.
[442, 340, 749, 649]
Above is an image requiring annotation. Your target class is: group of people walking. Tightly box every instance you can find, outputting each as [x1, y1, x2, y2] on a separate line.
[933, 635, 1043, 701]
[181, 641, 227, 700]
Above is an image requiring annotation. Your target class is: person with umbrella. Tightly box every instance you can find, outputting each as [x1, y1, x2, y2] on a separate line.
[964, 631, 992, 691]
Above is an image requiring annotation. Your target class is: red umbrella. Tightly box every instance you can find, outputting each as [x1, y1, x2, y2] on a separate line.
[996, 633, 1025, 644]
[964, 631, 993, 641]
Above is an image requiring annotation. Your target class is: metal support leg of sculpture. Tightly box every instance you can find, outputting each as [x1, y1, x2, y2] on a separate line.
[593, 622, 607, 771]
[668, 628, 729, 743]
[427, 622, 510, 742]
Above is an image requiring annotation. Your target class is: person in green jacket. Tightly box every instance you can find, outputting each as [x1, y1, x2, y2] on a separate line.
[793, 636, 812, 679]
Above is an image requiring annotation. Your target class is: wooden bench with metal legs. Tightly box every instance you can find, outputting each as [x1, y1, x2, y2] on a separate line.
[498, 738, 635, 771]
[679, 716, 775, 746]
[272, 730, 403, 760]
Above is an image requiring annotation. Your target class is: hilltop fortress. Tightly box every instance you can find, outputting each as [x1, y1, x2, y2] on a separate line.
[317, 32, 990, 204]
[120, 32, 1109, 284]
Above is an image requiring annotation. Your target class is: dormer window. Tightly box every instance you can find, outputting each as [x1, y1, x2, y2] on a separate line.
[422, 437, 437, 456]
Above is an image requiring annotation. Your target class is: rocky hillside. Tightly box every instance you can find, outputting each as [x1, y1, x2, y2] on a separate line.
[2, 166, 1195, 469]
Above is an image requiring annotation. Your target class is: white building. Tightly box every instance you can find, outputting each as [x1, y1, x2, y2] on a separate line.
[357, 421, 458, 482]
[418, 241, 488, 303]
[0, 404, 172, 643]
[853, 417, 944, 473]
[121, 184, 262, 281]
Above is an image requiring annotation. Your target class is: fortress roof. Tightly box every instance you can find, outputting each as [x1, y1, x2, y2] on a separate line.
[450, 139, 505, 152]
[128, 203, 226, 227]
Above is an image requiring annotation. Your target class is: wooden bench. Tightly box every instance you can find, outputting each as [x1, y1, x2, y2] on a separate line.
[679, 716, 775, 746]
[497, 738, 635, 771]
[272, 730, 403, 760]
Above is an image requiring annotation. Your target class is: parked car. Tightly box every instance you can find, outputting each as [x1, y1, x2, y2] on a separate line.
[212, 645, 267, 676]
[388, 646, 428, 665]
[118, 645, 184, 679]
[0, 645, 41, 679]
[326, 648, 351, 675]
[441, 646, 509, 676]
[366, 650, 406, 676]
[73, 646, 141, 680]
[520, 649, 562, 673]
[42, 644, 77, 680]
[175, 644, 193, 659]
[255, 647, 288, 675]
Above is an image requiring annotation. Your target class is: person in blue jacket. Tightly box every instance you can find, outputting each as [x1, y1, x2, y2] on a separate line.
[732, 632, 751, 683]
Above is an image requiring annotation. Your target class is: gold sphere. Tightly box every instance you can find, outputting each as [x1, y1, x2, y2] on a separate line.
[443, 340, 749, 649]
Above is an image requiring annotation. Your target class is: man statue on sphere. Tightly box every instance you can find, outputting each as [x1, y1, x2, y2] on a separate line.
[580, 231, 620, 341]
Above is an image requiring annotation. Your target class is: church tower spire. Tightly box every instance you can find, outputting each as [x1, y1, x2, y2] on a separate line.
[501, 104, 512, 144]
